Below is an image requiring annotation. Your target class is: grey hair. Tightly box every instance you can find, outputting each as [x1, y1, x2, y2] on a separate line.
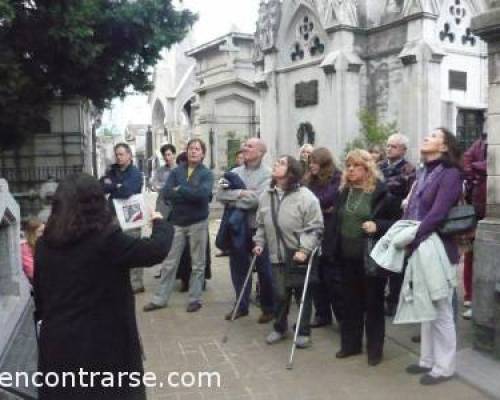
[388, 133, 409, 149]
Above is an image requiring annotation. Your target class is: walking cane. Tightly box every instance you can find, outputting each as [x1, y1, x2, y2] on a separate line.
[221, 254, 257, 344]
[286, 246, 319, 370]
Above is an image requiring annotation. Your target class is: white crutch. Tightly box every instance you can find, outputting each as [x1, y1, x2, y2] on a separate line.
[286, 247, 319, 370]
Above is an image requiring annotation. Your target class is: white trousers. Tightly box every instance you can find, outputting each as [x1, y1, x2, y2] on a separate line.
[419, 294, 456, 377]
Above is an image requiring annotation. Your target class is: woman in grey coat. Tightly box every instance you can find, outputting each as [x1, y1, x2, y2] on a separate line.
[253, 155, 323, 348]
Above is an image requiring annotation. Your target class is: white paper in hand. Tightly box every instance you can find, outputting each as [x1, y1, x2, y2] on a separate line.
[113, 193, 147, 231]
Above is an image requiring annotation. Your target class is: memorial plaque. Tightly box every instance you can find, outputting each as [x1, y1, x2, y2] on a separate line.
[449, 70, 467, 91]
[295, 80, 318, 108]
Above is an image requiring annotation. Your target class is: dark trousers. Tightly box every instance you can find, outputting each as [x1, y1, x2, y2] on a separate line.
[272, 264, 312, 336]
[386, 270, 404, 307]
[340, 259, 385, 359]
[312, 257, 344, 323]
[229, 246, 274, 314]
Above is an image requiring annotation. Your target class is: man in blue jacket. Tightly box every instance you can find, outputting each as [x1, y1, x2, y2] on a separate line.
[100, 143, 145, 293]
[144, 138, 214, 313]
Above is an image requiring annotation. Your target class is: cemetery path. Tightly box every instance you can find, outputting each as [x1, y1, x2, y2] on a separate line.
[136, 219, 489, 400]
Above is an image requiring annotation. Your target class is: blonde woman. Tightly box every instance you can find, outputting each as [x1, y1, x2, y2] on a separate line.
[323, 149, 400, 366]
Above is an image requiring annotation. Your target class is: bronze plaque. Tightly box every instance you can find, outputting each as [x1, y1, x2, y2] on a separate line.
[449, 70, 467, 91]
[295, 80, 318, 108]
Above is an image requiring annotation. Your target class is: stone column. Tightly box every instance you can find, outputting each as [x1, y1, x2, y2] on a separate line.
[398, 16, 446, 162]
[471, 7, 500, 359]
[0, 179, 30, 358]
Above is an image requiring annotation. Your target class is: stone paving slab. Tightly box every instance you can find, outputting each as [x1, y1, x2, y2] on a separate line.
[135, 221, 490, 400]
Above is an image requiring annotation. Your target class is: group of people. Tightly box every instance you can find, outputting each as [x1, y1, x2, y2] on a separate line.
[25, 125, 487, 399]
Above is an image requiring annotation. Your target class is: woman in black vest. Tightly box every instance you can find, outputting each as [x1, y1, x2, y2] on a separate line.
[324, 149, 400, 366]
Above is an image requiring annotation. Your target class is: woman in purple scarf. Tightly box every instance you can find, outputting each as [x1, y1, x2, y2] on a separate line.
[403, 127, 463, 385]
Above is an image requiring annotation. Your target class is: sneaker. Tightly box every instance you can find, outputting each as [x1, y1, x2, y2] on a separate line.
[462, 308, 472, 320]
[420, 373, 453, 385]
[143, 302, 166, 312]
[295, 335, 312, 349]
[405, 364, 432, 375]
[266, 330, 286, 345]
[463, 300, 472, 308]
[186, 302, 202, 313]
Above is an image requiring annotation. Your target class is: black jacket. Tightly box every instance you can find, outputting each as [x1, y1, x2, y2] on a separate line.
[34, 220, 173, 400]
[323, 180, 401, 262]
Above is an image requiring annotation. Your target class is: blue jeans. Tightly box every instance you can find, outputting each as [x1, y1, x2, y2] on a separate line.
[229, 246, 274, 314]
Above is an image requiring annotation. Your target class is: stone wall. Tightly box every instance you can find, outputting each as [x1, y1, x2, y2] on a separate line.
[0, 179, 30, 360]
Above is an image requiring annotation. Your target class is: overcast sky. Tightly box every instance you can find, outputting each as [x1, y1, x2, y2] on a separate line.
[100, 0, 259, 135]
[182, 0, 259, 44]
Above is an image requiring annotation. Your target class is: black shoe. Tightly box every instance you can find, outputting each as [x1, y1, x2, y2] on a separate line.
[406, 364, 432, 375]
[133, 287, 145, 294]
[186, 302, 202, 313]
[368, 355, 382, 366]
[309, 318, 332, 329]
[420, 374, 453, 385]
[385, 303, 397, 317]
[335, 349, 362, 359]
[225, 309, 249, 321]
[179, 281, 189, 293]
[411, 335, 421, 343]
[143, 302, 165, 312]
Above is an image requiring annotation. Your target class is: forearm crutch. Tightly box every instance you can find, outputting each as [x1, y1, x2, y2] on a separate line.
[222, 254, 257, 344]
[286, 247, 319, 370]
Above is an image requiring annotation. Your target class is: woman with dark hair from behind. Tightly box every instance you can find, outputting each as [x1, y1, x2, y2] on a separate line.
[303, 147, 343, 328]
[34, 173, 173, 400]
[253, 155, 323, 348]
[403, 128, 463, 385]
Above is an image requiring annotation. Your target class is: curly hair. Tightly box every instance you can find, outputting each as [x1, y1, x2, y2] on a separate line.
[341, 149, 382, 193]
[303, 147, 337, 187]
[44, 173, 112, 247]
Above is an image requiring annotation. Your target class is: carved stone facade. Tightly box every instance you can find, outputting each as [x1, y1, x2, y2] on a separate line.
[256, 0, 489, 162]
[187, 33, 260, 173]
[148, 34, 197, 155]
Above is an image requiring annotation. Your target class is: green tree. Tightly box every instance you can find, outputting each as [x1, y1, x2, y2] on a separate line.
[344, 109, 397, 154]
[0, 0, 196, 149]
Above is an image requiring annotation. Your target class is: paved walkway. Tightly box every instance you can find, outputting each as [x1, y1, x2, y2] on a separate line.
[135, 220, 488, 400]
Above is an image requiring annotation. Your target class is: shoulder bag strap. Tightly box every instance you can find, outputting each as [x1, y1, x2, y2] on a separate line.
[270, 191, 285, 263]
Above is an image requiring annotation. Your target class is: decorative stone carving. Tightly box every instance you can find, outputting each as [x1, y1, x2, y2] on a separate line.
[297, 122, 316, 146]
[438, 0, 478, 48]
[290, 14, 326, 62]
[254, 0, 282, 64]
[330, 0, 359, 26]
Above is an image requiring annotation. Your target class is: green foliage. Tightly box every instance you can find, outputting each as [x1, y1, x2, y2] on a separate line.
[0, 0, 196, 150]
[344, 109, 398, 155]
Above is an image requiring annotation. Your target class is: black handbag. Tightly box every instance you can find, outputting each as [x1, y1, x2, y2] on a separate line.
[270, 192, 319, 288]
[438, 204, 477, 236]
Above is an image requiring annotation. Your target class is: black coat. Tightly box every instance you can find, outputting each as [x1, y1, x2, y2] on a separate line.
[323, 180, 401, 263]
[34, 220, 173, 400]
